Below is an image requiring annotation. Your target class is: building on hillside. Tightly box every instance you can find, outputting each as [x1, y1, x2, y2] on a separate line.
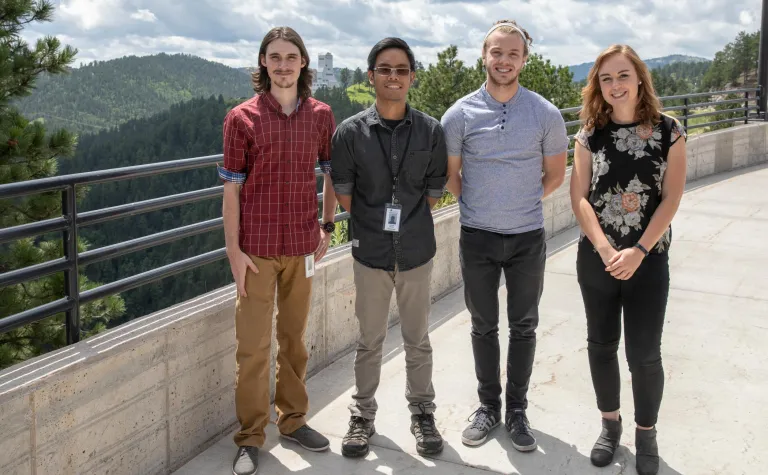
[311, 52, 339, 91]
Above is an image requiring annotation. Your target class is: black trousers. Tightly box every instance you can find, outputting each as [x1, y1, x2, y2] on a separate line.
[459, 226, 546, 416]
[576, 240, 669, 428]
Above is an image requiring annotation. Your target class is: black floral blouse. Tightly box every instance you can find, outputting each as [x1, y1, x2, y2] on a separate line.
[575, 114, 686, 255]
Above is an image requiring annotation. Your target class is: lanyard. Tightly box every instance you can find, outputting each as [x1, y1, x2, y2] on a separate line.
[374, 122, 412, 203]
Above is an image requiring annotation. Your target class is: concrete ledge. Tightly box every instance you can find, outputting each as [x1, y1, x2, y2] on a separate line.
[2, 122, 767, 475]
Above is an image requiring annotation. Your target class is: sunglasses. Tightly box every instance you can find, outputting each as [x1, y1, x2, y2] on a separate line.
[373, 67, 411, 77]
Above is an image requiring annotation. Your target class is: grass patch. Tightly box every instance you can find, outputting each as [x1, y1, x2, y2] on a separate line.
[347, 83, 375, 106]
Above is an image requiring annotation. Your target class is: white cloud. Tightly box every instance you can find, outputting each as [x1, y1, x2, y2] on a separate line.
[33, 0, 765, 70]
[130, 9, 157, 23]
[58, 0, 123, 30]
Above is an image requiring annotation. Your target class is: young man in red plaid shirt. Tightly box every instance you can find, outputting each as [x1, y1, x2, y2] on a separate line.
[218, 26, 337, 475]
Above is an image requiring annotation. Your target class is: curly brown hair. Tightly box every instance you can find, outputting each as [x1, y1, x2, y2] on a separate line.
[482, 19, 533, 56]
[252, 27, 314, 100]
[579, 44, 662, 131]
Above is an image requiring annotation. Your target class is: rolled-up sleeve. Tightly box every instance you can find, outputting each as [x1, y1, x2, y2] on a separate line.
[318, 108, 336, 175]
[330, 123, 355, 195]
[218, 109, 248, 184]
[426, 123, 448, 198]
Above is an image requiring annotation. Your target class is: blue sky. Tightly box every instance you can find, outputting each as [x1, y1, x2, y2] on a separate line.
[27, 0, 762, 70]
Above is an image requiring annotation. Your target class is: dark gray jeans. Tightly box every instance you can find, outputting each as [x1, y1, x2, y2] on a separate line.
[459, 225, 546, 417]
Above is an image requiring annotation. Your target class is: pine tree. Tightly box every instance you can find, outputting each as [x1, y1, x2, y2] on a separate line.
[0, 0, 124, 369]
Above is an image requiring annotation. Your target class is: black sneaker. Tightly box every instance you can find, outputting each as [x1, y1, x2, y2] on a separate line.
[591, 417, 623, 467]
[232, 446, 258, 475]
[506, 408, 537, 452]
[461, 405, 501, 446]
[342, 416, 375, 458]
[635, 427, 660, 475]
[410, 410, 444, 455]
[280, 424, 330, 452]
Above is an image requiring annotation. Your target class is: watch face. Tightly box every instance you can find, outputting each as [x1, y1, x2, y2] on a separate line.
[324, 222, 335, 232]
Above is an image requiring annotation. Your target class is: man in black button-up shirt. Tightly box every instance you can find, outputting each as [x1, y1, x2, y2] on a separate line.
[330, 37, 448, 459]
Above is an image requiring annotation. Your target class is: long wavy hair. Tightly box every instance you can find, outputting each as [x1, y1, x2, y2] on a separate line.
[252, 27, 314, 100]
[579, 44, 662, 130]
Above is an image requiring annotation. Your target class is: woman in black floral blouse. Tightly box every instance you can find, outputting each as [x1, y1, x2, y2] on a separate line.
[570, 44, 687, 475]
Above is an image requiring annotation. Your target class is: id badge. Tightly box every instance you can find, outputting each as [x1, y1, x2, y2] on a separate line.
[305, 254, 315, 278]
[383, 203, 402, 232]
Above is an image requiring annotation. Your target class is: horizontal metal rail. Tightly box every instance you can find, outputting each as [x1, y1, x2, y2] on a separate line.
[0, 85, 764, 343]
[0, 216, 69, 244]
[78, 186, 223, 227]
[79, 248, 227, 304]
[0, 297, 73, 334]
[79, 218, 223, 267]
[0, 257, 70, 288]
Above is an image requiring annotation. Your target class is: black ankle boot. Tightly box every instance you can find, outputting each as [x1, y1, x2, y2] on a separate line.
[590, 417, 622, 467]
[635, 427, 660, 475]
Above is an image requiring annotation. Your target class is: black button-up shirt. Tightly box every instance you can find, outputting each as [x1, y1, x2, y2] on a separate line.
[331, 104, 448, 271]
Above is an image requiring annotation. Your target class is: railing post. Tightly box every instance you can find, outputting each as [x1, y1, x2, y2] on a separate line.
[683, 97, 689, 131]
[758, 0, 768, 119]
[745, 90, 750, 124]
[62, 185, 80, 344]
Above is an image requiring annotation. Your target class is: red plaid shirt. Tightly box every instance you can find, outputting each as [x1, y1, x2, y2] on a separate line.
[218, 93, 335, 257]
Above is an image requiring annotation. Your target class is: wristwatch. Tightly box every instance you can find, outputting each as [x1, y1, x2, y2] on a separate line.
[633, 243, 649, 256]
[322, 221, 336, 233]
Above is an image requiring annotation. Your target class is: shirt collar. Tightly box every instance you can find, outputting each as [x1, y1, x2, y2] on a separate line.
[480, 81, 524, 108]
[364, 102, 413, 127]
[262, 91, 303, 115]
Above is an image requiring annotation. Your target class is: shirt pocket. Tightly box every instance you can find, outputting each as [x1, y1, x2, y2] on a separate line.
[405, 151, 431, 184]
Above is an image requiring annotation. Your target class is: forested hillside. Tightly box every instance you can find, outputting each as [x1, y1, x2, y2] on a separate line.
[568, 54, 709, 82]
[14, 53, 254, 134]
[63, 95, 238, 324]
[702, 31, 759, 89]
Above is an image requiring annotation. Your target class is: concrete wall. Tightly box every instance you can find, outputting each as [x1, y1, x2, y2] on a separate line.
[1, 122, 767, 475]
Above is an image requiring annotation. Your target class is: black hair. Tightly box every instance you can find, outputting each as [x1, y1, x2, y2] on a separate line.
[367, 37, 416, 72]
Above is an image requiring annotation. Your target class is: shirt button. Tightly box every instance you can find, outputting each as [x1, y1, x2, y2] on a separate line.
[393, 155, 398, 160]
[501, 126, 505, 130]
[502, 119, 506, 123]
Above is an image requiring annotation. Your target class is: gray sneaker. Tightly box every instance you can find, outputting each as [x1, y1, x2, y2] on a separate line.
[461, 405, 501, 446]
[280, 424, 330, 452]
[232, 446, 258, 475]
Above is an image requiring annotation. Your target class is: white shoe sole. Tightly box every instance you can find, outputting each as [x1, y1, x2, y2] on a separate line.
[280, 434, 330, 452]
[512, 440, 538, 452]
[461, 420, 501, 446]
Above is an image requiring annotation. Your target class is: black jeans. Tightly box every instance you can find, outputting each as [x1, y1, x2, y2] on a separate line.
[576, 240, 669, 428]
[459, 226, 546, 416]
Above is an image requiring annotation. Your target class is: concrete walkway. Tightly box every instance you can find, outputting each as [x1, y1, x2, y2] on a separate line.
[175, 164, 768, 475]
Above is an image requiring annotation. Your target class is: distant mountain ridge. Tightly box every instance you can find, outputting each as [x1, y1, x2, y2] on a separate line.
[568, 54, 711, 82]
[15, 53, 255, 134]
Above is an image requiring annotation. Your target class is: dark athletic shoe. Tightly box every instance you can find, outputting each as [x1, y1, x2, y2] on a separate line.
[506, 408, 537, 452]
[280, 424, 330, 452]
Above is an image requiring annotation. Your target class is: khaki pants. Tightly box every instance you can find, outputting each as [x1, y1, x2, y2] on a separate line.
[349, 259, 436, 420]
[233, 255, 312, 448]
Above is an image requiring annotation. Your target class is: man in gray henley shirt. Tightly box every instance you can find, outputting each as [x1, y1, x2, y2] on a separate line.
[441, 19, 568, 452]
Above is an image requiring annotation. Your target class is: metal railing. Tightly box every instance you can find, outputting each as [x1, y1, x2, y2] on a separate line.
[0, 86, 763, 344]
